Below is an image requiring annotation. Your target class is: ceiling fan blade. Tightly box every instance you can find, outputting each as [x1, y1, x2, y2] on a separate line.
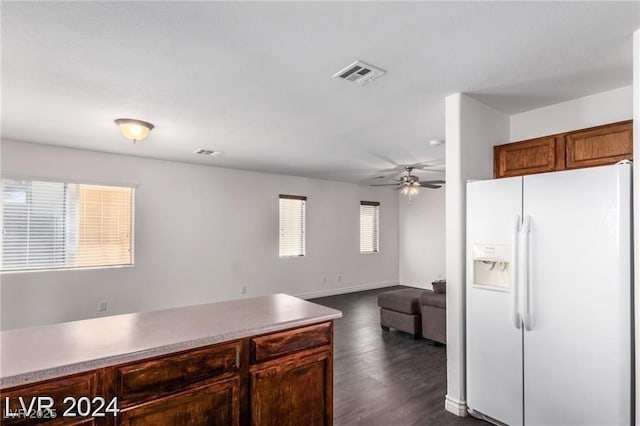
[370, 183, 401, 187]
[409, 161, 445, 169]
[378, 166, 404, 173]
[420, 180, 446, 184]
[420, 183, 443, 189]
[364, 152, 400, 169]
[414, 167, 445, 173]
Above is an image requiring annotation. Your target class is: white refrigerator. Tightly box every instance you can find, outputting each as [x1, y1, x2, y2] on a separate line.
[466, 162, 632, 426]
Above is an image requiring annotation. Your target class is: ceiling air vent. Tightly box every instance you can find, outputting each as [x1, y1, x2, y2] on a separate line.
[194, 148, 222, 156]
[332, 60, 386, 86]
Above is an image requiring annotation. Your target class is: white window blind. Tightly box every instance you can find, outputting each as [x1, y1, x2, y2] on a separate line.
[279, 195, 306, 257]
[360, 201, 379, 253]
[2, 179, 134, 272]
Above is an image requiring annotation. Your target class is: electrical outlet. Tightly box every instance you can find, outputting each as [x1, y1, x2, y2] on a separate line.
[321, 276, 326, 284]
[98, 300, 107, 312]
[336, 275, 342, 282]
[241, 285, 247, 294]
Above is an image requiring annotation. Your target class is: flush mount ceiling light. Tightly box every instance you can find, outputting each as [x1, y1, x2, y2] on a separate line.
[114, 118, 154, 143]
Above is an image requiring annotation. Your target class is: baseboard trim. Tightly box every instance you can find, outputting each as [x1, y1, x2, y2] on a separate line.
[295, 281, 398, 300]
[445, 395, 467, 417]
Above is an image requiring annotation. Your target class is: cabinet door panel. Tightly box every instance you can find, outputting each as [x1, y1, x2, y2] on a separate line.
[118, 375, 239, 426]
[565, 121, 632, 169]
[494, 136, 558, 178]
[251, 351, 331, 426]
[1, 372, 98, 425]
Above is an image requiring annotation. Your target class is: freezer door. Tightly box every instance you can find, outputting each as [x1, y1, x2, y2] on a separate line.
[523, 164, 632, 425]
[466, 177, 523, 426]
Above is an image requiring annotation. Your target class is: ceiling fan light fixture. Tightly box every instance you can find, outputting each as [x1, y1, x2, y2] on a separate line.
[115, 118, 154, 143]
[400, 184, 419, 197]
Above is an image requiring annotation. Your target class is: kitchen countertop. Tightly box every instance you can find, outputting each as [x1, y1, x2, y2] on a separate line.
[0, 293, 342, 388]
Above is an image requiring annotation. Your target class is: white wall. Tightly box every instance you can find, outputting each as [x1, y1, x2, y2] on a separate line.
[510, 85, 633, 141]
[445, 94, 509, 415]
[0, 140, 399, 330]
[398, 189, 445, 289]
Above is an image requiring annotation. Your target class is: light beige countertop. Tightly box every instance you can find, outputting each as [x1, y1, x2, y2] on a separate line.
[0, 293, 342, 388]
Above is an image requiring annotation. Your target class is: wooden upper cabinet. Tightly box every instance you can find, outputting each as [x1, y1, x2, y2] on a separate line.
[565, 121, 633, 169]
[494, 120, 633, 178]
[494, 136, 561, 178]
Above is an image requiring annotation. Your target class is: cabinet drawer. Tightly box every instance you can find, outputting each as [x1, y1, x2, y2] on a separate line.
[251, 322, 331, 363]
[115, 341, 239, 405]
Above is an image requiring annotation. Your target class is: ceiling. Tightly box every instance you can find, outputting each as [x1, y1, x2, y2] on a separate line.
[2, 2, 638, 184]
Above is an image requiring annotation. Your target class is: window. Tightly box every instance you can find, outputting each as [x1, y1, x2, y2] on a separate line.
[360, 201, 379, 253]
[2, 179, 134, 272]
[279, 195, 306, 257]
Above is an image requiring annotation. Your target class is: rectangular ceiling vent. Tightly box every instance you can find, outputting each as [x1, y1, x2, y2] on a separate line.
[332, 60, 386, 86]
[194, 148, 222, 156]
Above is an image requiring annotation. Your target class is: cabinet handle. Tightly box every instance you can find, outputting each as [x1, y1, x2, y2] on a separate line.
[512, 215, 522, 330]
[521, 216, 534, 331]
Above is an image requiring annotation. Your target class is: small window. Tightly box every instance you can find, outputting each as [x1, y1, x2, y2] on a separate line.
[1, 179, 134, 272]
[279, 195, 306, 257]
[360, 201, 379, 253]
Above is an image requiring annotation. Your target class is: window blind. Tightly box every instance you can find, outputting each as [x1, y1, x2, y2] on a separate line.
[2, 179, 134, 272]
[279, 195, 306, 257]
[360, 201, 379, 253]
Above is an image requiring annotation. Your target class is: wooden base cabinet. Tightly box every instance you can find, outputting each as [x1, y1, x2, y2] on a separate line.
[494, 120, 632, 178]
[0, 322, 334, 426]
[0, 371, 101, 426]
[251, 350, 332, 426]
[249, 322, 333, 426]
[119, 376, 240, 426]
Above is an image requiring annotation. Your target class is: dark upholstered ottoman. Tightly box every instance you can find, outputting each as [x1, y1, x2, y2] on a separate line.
[420, 290, 446, 344]
[377, 288, 423, 338]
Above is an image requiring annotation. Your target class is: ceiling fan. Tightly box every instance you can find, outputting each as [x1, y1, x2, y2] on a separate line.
[370, 166, 445, 193]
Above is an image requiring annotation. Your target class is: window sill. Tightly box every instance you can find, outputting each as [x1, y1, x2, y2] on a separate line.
[1, 264, 135, 274]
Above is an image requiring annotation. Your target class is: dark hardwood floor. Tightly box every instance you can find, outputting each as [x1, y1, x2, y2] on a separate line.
[312, 286, 485, 426]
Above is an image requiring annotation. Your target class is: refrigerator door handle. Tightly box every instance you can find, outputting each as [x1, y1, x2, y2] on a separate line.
[522, 215, 534, 331]
[512, 215, 522, 329]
